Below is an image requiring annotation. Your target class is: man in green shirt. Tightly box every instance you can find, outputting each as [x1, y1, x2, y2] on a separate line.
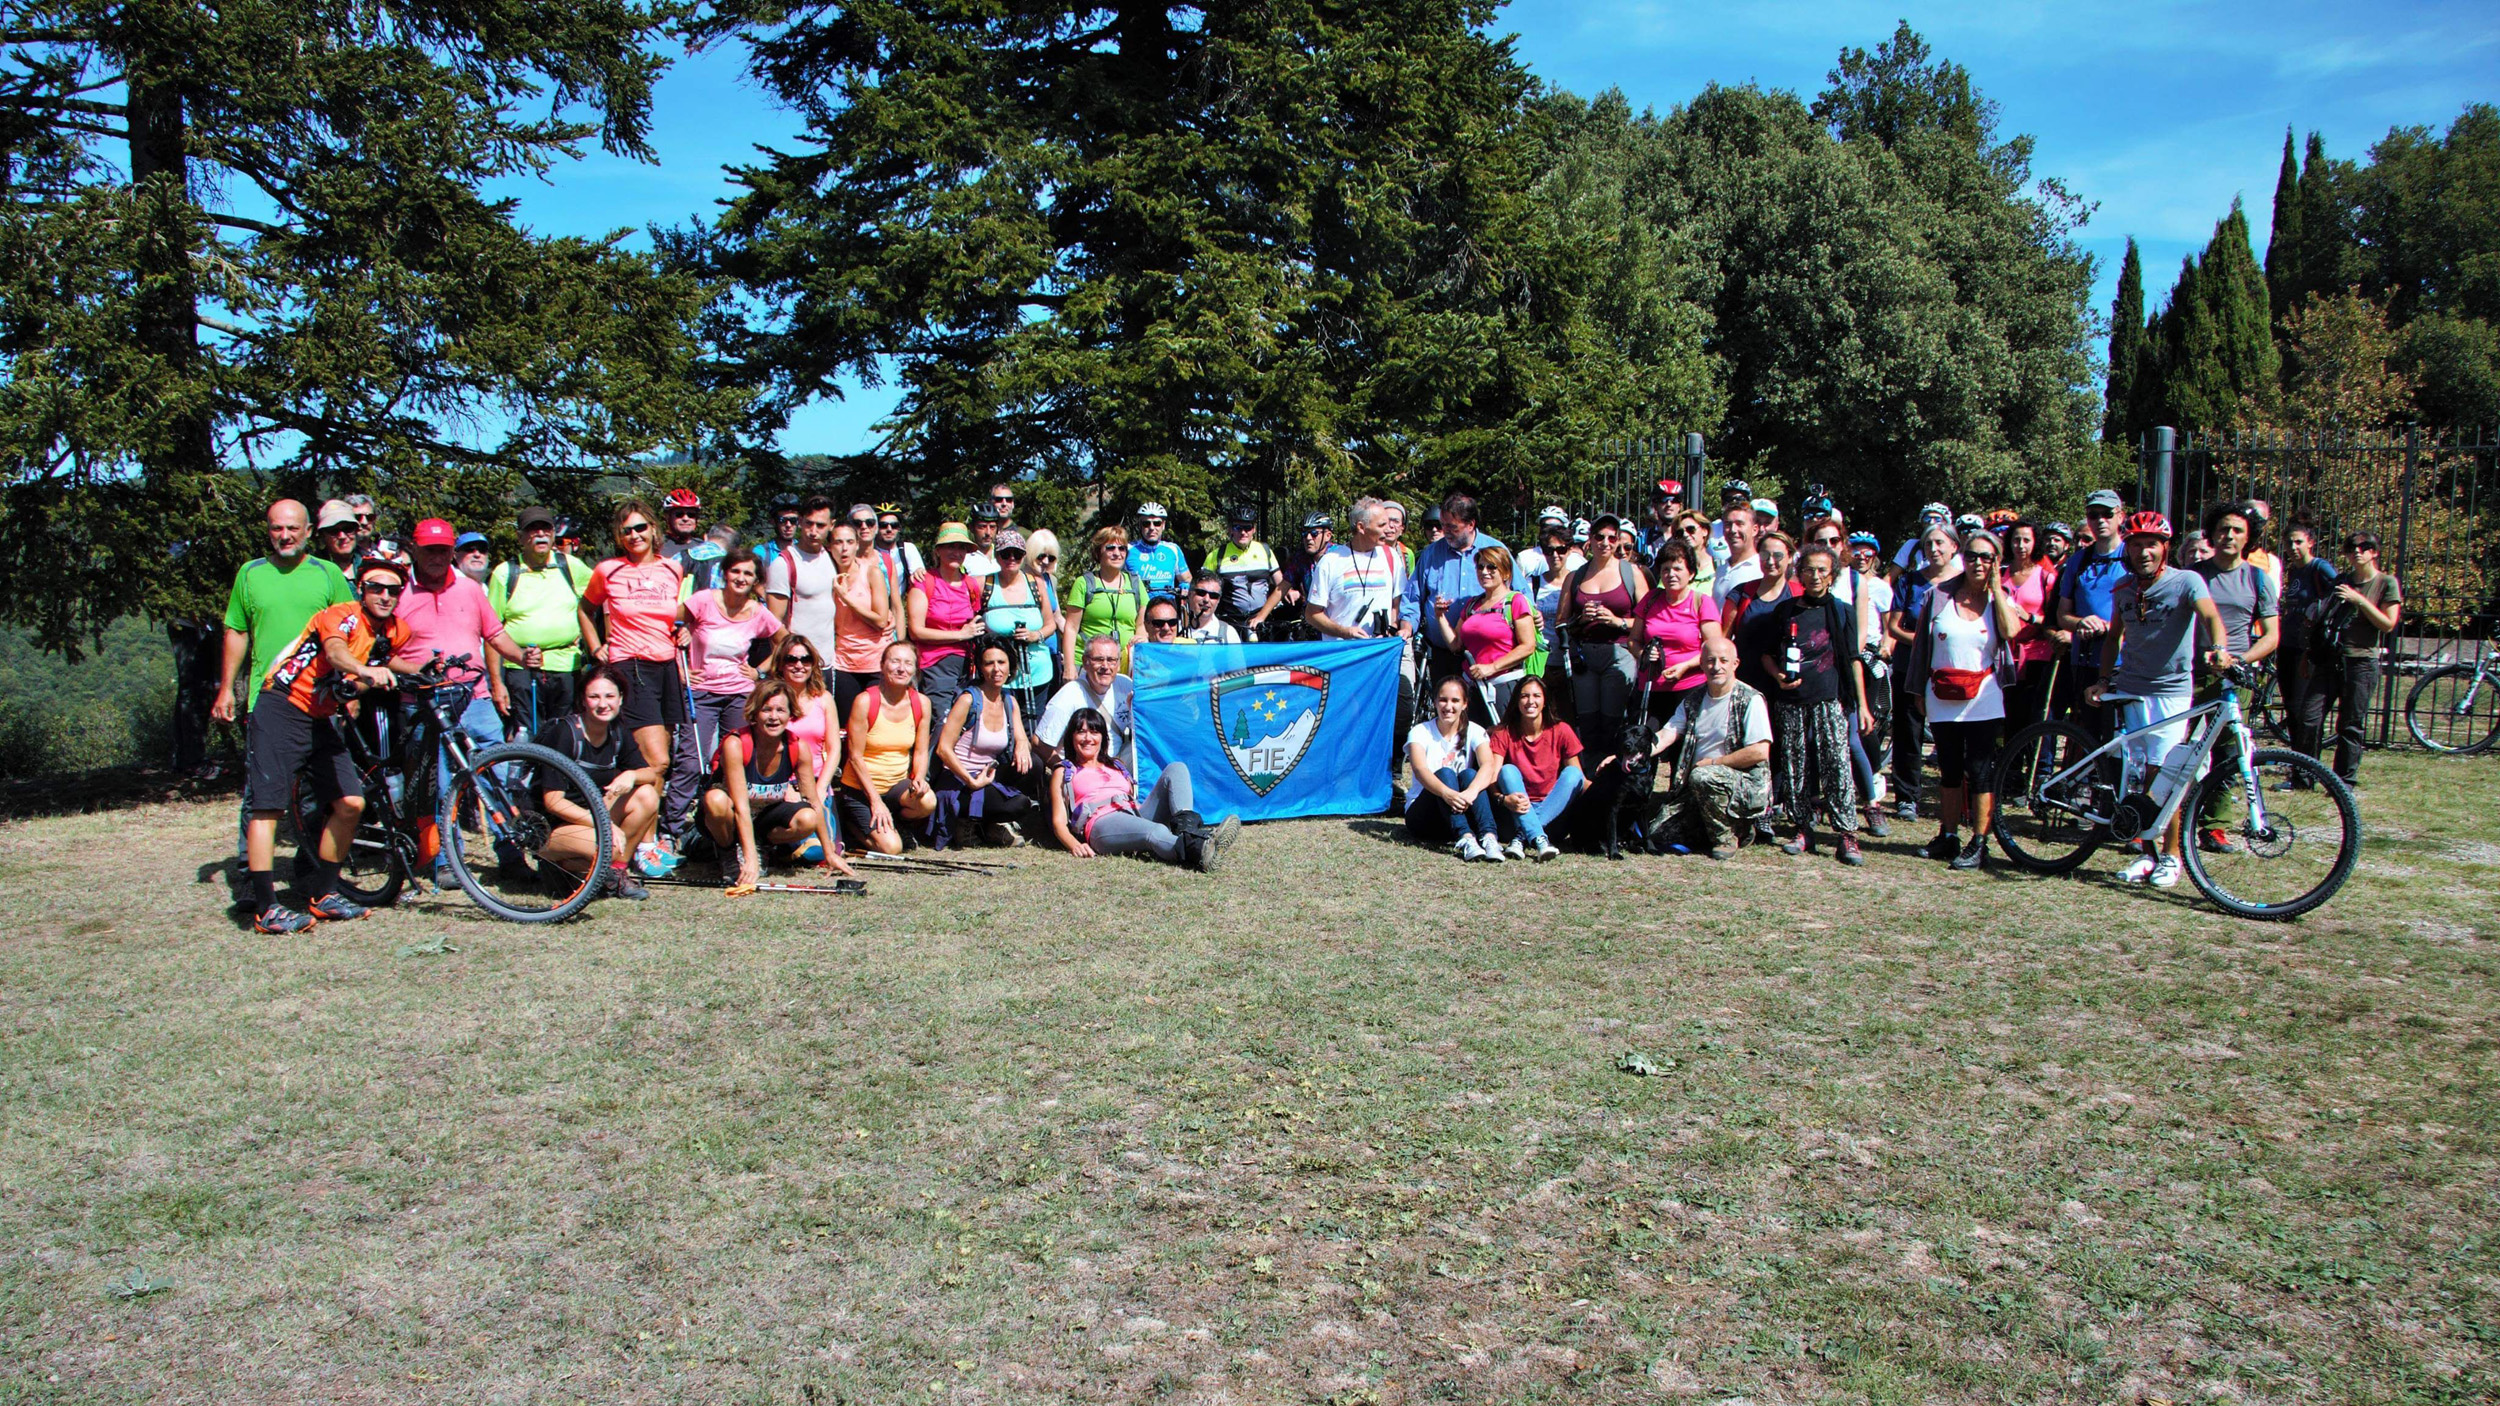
[486, 505, 591, 735]
[212, 499, 352, 722]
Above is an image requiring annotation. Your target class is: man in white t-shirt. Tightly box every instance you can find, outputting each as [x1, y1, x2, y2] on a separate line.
[1304, 496, 1411, 642]
[1649, 638, 1772, 858]
[1711, 502, 1761, 607]
[1036, 634, 1138, 767]
[765, 497, 840, 665]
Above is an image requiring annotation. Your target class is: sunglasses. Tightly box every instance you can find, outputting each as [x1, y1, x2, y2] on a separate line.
[878, 519, 901, 529]
[990, 494, 1014, 503]
[1190, 588, 1220, 599]
[2346, 541, 2375, 552]
[778, 514, 800, 524]
[2086, 507, 2117, 519]
[620, 521, 653, 535]
[1036, 553, 1057, 563]
[1967, 552, 1999, 563]
[782, 654, 816, 667]
[1304, 527, 1325, 535]
[1146, 617, 1180, 629]
[361, 583, 403, 596]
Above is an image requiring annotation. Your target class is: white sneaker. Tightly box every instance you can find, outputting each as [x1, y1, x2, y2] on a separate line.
[1454, 834, 1484, 862]
[1534, 838, 1561, 862]
[1504, 838, 1526, 861]
[1479, 836, 1506, 862]
[2150, 855, 2183, 889]
[2117, 852, 2158, 885]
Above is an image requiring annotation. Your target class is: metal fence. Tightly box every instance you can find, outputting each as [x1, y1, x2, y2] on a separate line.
[2142, 425, 2500, 747]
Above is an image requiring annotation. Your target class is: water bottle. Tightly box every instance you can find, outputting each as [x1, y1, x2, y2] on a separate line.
[1784, 622, 1802, 683]
[2147, 738, 2201, 807]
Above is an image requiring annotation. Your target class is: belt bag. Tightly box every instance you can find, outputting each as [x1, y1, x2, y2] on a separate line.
[1930, 666, 1991, 701]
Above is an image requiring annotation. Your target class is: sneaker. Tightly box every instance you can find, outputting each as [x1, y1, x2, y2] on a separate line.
[307, 892, 370, 922]
[1504, 838, 1526, 861]
[1533, 838, 1561, 863]
[632, 840, 680, 879]
[1477, 835, 1506, 862]
[1922, 832, 1960, 862]
[1454, 834, 1485, 862]
[1894, 798, 1918, 822]
[254, 903, 315, 935]
[1863, 808, 1890, 838]
[791, 835, 825, 865]
[1950, 832, 1988, 870]
[1704, 845, 1735, 862]
[2117, 852, 2159, 885]
[1781, 829, 1812, 856]
[2150, 855, 2184, 889]
[2198, 827, 2241, 854]
[431, 862, 458, 893]
[1837, 834, 1864, 866]
[605, 870, 650, 901]
[1753, 820, 1779, 847]
[1197, 815, 1242, 874]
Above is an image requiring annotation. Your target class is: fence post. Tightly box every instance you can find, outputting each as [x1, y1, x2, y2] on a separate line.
[1683, 432, 1705, 513]
[2150, 426, 2176, 523]
[2381, 422, 2421, 747]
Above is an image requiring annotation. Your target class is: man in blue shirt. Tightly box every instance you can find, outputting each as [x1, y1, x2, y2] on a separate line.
[1126, 502, 1191, 603]
[1404, 493, 1531, 687]
[2055, 487, 2132, 736]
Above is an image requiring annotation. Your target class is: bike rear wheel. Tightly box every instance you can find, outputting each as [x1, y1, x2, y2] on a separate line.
[1991, 719, 2106, 873]
[442, 742, 609, 923]
[2181, 748, 2360, 920]
[289, 771, 408, 909]
[2403, 664, 2500, 755]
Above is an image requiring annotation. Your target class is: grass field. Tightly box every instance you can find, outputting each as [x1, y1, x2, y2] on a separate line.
[4, 752, 2498, 1404]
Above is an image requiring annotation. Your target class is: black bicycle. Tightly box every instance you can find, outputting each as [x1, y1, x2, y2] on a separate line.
[289, 653, 612, 922]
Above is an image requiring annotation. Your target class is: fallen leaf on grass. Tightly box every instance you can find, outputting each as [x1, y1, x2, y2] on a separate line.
[395, 935, 457, 957]
[1615, 1050, 1677, 1077]
[104, 1268, 174, 1301]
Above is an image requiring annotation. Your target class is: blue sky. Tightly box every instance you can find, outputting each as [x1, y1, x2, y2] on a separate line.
[491, 1, 2500, 454]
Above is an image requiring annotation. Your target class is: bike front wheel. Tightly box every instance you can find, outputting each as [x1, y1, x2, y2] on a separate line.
[2403, 664, 2500, 755]
[1991, 719, 2105, 873]
[290, 771, 409, 909]
[442, 742, 609, 923]
[2181, 748, 2360, 921]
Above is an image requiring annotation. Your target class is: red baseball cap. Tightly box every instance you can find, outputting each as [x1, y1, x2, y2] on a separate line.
[411, 517, 456, 548]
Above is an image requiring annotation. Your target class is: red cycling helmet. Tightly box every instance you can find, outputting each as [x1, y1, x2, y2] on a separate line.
[663, 487, 702, 511]
[2121, 510, 2173, 540]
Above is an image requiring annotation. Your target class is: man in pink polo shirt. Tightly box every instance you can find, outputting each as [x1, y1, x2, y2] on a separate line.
[398, 518, 530, 880]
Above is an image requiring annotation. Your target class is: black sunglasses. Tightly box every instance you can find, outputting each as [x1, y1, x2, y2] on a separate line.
[782, 653, 816, 667]
[2346, 540, 2375, 552]
[361, 582, 403, 596]
[1146, 617, 1181, 628]
[878, 519, 901, 529]
[619, 521, 653, 534]
[1190, 588, 1220, 598]
[2086, 506, 2117, 518]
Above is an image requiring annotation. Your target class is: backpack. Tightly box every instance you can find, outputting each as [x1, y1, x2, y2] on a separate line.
[1069, 569, 1145, 631]
[502, 553, 581, 602]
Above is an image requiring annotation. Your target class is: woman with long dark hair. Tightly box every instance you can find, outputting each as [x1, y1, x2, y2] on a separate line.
[531, 665, 662, 900]
[933, 635, 1038, 848]
[2000, 520, 2063, 731]
[1556, 516, 1648, 757]
[1488, 675, 1583, 861]
[1047, 706, 1239, 870]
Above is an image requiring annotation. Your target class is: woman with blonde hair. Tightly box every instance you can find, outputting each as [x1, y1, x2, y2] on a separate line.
[1060, 524, 1145, 676]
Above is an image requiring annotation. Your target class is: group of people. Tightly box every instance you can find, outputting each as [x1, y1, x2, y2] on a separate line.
[209, 475, 2401, 932]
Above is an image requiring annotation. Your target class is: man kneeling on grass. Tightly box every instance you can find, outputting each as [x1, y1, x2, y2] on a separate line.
[1647, 637, 1772, 860]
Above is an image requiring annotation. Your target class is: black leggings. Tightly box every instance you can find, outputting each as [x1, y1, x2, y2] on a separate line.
[1930, 718, 2002, 793]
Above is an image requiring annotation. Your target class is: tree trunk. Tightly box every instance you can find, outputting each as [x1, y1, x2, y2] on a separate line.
[124, 56, 216, 492]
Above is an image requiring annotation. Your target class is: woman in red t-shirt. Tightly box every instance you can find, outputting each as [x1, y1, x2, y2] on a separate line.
[1488, 677, 1584, 862]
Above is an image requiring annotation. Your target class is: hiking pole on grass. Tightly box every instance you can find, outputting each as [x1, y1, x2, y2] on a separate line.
[846, 851, 1017, 876]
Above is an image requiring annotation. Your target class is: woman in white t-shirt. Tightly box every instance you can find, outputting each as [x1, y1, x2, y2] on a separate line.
[1916, 528, 2024, 871]
[1404, 675, 1503, 861]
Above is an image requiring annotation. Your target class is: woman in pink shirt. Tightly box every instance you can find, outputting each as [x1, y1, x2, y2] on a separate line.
[2001, 519, 2064, 729]
[1453, 544, 1538, 726]
[908, 523, 984, 724]
[678, 546, 784, 784]
[1631, 540, 1724, 722]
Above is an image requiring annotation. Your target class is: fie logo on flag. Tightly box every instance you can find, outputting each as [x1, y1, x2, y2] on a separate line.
[1212, 665, 1329, 796]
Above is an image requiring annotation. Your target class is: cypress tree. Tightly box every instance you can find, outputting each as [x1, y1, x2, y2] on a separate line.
[2161, 254, 2226, 430]
[2265, 129, 2305, 320]
[2205, 202, 2282, 420]
[2295, 132, 2349, 303]
[2105, 238, 2145, 441]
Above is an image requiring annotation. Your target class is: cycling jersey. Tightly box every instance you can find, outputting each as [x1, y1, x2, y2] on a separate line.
[262, 602, 412, 718]
[1126, 539, 1190, 602]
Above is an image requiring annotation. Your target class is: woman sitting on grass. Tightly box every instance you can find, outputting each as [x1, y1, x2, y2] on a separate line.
[932, 635, 1038, 848]
[1404, 674, 1503, 861]
[1047, 707, 1239, 871]
[839, 639, 937, 855]
[533, 665, 661, 901]
[699, 681, 852, 888]
[1488, 675, 1582, 862]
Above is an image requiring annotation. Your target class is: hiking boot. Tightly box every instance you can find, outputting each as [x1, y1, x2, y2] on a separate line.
[1862, 806, 1890, 838]
[1196, 815, 1242, 874]
[1894, 797, 1919, 822]
[255, 903, 316, 936]
[1837, 834, 1865, 867]
[1781, 828, 1813, 856]
[1705, 844, 1735, 862]
[1951, 832, 1988, 870]
[2198, 827, 2241, 854]
[1922, 831, 1961, 861]
[308, 892, 370, 922]
[605, 870, 650, 901]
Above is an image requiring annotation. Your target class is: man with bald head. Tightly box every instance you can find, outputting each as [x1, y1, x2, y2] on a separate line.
[1646, 635, 1773, 859]
[213, 500, 352, 727]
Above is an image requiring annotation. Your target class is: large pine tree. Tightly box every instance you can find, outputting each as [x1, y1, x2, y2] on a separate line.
[2150, 205, 2279, 432]
[2105, 238, 2145, 441]
[0, 0, 736, 649]
[2265, 129, 2304, 321]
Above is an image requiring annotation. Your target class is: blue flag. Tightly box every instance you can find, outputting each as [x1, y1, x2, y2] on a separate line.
[1132, 637, 1405, 822]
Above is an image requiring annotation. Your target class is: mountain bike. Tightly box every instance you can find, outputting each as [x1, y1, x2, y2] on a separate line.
[2403, 649, 2500, 755]
[1992, 664, 2360, 920]
[289, 653, 611, 922]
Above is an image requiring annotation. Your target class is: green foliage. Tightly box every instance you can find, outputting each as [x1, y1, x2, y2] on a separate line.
[0, 0, 747, 647]
[2266, 129, 2304, 323]
[2140, 203, 2278, 433]
[2105, 239, 2145, 442]
[0, 619, 175, 777]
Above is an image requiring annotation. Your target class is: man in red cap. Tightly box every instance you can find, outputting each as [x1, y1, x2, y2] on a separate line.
[399, 517, 532, 882]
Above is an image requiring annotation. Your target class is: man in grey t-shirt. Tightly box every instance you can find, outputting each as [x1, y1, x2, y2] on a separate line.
[2192, 503, 2280, 852]
[2086, 511, 2232, 890]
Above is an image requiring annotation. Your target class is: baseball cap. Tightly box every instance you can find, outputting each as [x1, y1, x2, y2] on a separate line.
[411, 518, 456, 548]
[994, 529, 1027, 556]
[454, 530, 489, 550]
[517, 506, 555, 532]
[316, 499, 359, 531]
[1537, 504, 1568, 527]
[2085, 488, 2125, 512]
[1136, 502, 1167, 519]
[1591, 511, 1624, 532]
[932, 521, 974, 547]
[1751, 497, 1777, 519]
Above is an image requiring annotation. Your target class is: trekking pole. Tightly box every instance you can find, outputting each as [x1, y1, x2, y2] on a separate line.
[846, 851, 1017, 875]
[527, 666, 541, 737]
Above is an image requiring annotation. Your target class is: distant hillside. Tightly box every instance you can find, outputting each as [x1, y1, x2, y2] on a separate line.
[0, 620, 179, 778]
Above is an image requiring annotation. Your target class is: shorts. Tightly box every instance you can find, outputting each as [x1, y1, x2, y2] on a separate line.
[1930, 717, 2002, 791]
[612, 656, 689, 730]
[836, 778, 916, 847]
[247, 691, 358, 813]
[2115, 692, 2194, 788]
[499, 665, 579, 727]
[751, 798, 808, 833]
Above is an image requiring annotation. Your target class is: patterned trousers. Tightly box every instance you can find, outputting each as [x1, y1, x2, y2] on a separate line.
[1655, 763, 1773, 850]
[1775, 697, 1860, 833]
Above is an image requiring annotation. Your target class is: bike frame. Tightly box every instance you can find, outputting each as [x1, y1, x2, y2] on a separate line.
[2027, 688, 2265, 845]
[317, 657, 543, 872]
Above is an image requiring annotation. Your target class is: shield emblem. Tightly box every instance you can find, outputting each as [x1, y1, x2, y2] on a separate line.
[1211, 665, 1329, 796]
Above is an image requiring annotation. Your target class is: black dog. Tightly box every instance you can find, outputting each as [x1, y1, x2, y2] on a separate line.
[1592, 707, 1664, 861]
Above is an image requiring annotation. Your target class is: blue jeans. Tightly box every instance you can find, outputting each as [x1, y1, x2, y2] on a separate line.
[434, 693, 506, 861]
[1496, 763, 1585, 846]
[1404, 765, 1496, 843]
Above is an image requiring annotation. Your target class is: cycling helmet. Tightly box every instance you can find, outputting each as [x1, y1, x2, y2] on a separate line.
[663, 487, 702, 511]
[1919, 501, 1951, 523]
[2044, 521, 2075, 541]
[1954, 512, 1985, 534]
[1847, 530, 1879, 549]
[1719, 479, 1752, 503]
[1984, 508, 2020, 530]
[2121, 510, 2173, 540]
